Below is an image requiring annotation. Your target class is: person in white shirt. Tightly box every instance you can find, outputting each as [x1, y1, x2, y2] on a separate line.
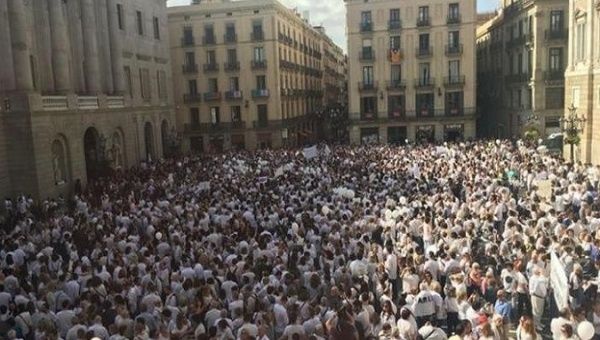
[528, 267, 548, 330]
[412, 282, 436, 328]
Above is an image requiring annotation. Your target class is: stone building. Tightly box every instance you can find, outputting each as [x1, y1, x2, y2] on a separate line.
[477, 0, 569, 138]
[564, 0, 600, 164]
[168, 0, 343, 152]
[0, 0, 175, 199]
[345, 0, 477, 145]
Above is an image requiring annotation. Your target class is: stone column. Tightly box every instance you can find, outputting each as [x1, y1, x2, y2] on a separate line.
[33, 0, 54, 93]
[81, 0, 101, 94]
[0, 0, 15, 91]
[48, 0, 71, 93]
[96, 0, 113, 94]
[67, 0, 85, 93]
[7, 0, 33, 91]
[107, 0, 125, 94]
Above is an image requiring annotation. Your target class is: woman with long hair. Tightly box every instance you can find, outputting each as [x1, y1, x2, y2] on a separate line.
[516, 316, 540, 340]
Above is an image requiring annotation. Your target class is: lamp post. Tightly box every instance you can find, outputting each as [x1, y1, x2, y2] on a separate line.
[560, 104, 586, 164]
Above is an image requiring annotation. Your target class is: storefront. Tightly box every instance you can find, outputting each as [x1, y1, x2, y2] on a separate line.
[231, 134, 245, 151]
[444, 124, 464, 142]
[416, 125, 435, 143]
[360, 127, 380, 144]
[388, 126, 407, 144]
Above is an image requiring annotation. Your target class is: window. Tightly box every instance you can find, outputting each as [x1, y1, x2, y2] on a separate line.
[549, 48, 563, 71]
[206, 50, 216, 65]
[449, 60, 460, 79]
[518, 52, 523, 74]
[416, 93, 434, 116]
[576, 22, 586, 61]
[391, 65, 401, 82]
[390, 36, 400, 49]
[361, 11, 372, 24]
[419, 63, 430, 82]
[231, 106, 242, 122]
[360, 97, 377, 116]
[256, 75, 266, 90]
[448, 31, 460, 47]
[190, 108, 200, 126]
[136, 11, 143, 35]
[362, 66, 373, 85]
[388, 95, 405, 117]
[449, 3, 459, 20]
[418, 6, 429, 21]
[204, 25, 215, 44]
[446, 91, 463, 115]
[185, 52, 195, 66]
[183, 27, 193, 44]
[390, 9, 400, 22]
[157, 70, 167, 99]
[117, 4, 124, 30]
[139, 68, 150, 99]
[227, 49, 237, 63]
[210, 107, 220, 124]
[546, 88, 565, 109]
[550, 10, 564, 32]
[419, 34, 430, 50]
[153, 17, 160, 39]
[188, 79, 197, 94]
[208, 78, 218, 92]
[254, 47, 265, 61]
[124, 66, 132, 97]
[229, 77, 239, 91]
[252, 20, 263, 40]
[226, 23, 236, 39]
[362, 39, 372, 57]
[257, 104, 268, 123]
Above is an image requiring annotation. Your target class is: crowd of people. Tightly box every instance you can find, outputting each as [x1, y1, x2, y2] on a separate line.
[0, 140, 600, 340]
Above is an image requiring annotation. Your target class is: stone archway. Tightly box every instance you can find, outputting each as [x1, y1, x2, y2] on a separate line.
[84, 127, 101, 180]
[144, 122, 155, 161]
[161, 119, 169, 158]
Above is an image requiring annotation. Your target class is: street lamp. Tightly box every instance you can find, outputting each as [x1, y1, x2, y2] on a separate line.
[560, 104, 586, 164]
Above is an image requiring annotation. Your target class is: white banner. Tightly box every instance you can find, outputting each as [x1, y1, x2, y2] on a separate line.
[303, 146, 318, 159]
[550, 252, 569, 311]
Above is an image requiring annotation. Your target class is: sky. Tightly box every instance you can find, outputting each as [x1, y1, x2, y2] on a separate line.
[167, 0, 500, 52]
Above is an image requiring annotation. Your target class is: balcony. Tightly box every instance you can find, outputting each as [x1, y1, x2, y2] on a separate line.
[182, 64, 198, 74]
[203, 63, 219, 73]
[506, 34, 532, 48]
[203, 35, 216, 45]
[224, 33, 237, 43]
[387, 80, 406, 91]
[252, 89, 270, 98]
[251, 60, 267, 70]
[359, 50, 375, 61]
[416, 47, 433, 58]
[181, 37, 195, 47]
[203, 92, 222, 101]
[505, 73, 531, 83]
[414, 78, 435, 90]
[231, 121, 246, 130]
[446, 107, 464, 116]
[183, 93, 202, 103]
[77, 96, 99, 110]
[361, 111, 378, 120]
[360, 21, 373, 32]
[445, 44, 463, 57]
[41, 96, 68, 111]
[253, 120, 282, 129]
[544, 70, 564, 82]
[444, 75, 466, 87]
[358, 81, 378, 93]
[225, 90, 243, 101]
[251, 30, 264, 41]
[447, 14, 461, 25]
[416, 17, 430, 27]
[545, 29, 567, 41]
[388, 109, 405, 120]
[224, 61, 240, 71]
[388, 20, 402, 30]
